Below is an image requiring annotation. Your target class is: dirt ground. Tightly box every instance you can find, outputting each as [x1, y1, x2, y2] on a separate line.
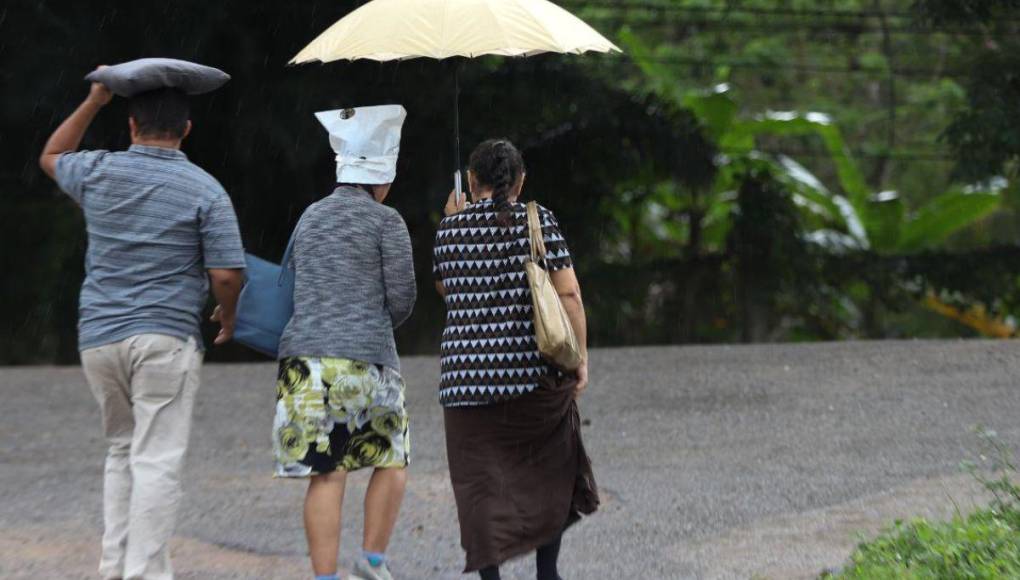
[2, 340, 1018, 579]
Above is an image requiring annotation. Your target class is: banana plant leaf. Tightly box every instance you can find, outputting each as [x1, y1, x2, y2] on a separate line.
[898, 189, 1002, 253]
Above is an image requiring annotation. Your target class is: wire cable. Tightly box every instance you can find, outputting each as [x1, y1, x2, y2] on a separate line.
[563, 1, 1020, 23]
[632, 55, 967, 78]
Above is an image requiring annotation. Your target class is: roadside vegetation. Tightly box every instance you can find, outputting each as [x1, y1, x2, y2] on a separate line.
[827, 430, 1020, 579]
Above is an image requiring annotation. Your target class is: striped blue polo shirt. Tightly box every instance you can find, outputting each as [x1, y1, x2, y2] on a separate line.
[55, 144, 246, 351]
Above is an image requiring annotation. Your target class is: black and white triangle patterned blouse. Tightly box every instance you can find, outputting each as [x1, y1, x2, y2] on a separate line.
[433, 198, 573, 407]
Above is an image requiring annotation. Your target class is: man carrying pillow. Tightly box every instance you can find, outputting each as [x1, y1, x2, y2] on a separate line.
[38, 60, 245, 580]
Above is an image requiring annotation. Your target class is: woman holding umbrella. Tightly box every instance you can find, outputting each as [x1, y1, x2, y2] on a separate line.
[288, 4, 616, 577]
[274, 105, 415, 580]
[433, 139, 598, 579]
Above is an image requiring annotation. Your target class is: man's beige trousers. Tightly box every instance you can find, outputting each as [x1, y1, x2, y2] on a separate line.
[81, 334, 202, 580]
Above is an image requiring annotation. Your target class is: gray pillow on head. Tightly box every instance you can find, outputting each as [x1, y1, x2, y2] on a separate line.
[84, 58, 230, 97]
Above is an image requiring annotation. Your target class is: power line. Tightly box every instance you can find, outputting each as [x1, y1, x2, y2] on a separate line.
[629, 56, 966, 78]
[722, 147, 955, 162]
[564, 1, 1020, 24]
[577, 13, 1010, 37]
[567, 1, 919, 19]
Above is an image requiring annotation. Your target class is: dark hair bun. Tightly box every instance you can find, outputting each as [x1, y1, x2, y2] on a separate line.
[468, 139, 525, 227]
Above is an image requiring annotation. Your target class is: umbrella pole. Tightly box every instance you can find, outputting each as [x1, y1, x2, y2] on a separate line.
[453, 59, 462, 199]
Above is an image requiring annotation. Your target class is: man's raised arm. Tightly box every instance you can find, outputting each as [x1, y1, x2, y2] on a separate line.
[39, 69, 112, 179]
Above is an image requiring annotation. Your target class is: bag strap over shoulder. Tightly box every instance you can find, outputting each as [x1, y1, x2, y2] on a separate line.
[526, 201, 547, 264]
[277, 222, 300, 286]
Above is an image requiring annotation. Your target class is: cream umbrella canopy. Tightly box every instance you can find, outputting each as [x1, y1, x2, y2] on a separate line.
[290, 0, 620, 63]
[289, 0, 620, 195]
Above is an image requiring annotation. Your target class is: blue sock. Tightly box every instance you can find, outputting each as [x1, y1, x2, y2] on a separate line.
[363, 550, 386, 567]
[314, 575, 339, 580]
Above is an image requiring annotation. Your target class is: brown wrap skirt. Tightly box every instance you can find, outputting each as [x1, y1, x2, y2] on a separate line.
[443, 376, 599, 573]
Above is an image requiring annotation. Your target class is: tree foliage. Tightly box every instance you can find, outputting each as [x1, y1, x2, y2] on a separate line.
[2, 0, 1020, 363]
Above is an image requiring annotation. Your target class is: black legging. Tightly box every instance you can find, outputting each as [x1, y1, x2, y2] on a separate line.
[478, 535, 563, 580]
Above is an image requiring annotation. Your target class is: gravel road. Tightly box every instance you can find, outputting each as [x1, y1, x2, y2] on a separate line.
[2, 340, 1018, 579]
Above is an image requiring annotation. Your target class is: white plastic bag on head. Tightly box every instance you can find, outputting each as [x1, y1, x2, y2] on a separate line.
[314, 105, 407, 185]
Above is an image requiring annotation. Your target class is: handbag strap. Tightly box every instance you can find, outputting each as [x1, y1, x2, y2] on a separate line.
[526, 201, 547, 264]
[277, 222, 299, 286]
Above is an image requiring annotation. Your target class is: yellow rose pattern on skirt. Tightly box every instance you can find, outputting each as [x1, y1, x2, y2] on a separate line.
[274, 356, 410, 477]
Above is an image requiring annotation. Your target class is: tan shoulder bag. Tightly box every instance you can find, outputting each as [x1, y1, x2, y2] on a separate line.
[525, 201, 583, 371]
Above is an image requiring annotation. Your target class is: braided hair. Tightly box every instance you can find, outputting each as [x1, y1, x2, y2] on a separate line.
[468, 139, 525, 227]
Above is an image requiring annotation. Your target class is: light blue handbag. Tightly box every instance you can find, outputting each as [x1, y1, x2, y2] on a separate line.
[233, 230, 296, 358]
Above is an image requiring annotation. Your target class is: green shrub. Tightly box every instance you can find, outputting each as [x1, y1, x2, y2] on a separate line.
[828, 431, 1020, 579]
[831, 508, 1020, 579]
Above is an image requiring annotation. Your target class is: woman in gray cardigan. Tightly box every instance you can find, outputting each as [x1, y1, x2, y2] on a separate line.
[274, 105, 416, 580]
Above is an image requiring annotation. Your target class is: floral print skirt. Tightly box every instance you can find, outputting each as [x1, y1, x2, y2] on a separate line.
[273, 356, 410, 477]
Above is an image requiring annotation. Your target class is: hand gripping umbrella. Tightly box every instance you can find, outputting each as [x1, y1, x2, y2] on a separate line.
[289, 0, 620, 198]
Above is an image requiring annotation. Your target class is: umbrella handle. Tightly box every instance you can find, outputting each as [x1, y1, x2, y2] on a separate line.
[453, 59, 462, 201]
